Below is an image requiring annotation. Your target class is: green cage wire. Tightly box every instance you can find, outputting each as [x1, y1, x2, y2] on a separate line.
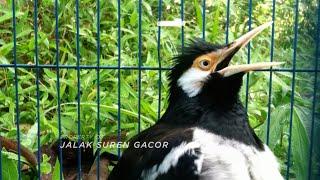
[0, 0, 319, 180]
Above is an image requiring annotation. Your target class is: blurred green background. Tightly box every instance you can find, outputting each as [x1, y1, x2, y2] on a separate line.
[0, 0, 319, 179]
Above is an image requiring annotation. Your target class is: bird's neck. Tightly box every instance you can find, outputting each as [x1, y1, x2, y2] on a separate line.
[162, 89, 243, 125]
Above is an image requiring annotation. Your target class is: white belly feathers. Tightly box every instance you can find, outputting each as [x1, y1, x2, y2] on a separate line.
[193, 128, 283, 180]
[140, 128, 283, 180]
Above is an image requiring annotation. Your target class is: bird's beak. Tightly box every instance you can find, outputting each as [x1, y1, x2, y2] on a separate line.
[215, 21, 284, 77]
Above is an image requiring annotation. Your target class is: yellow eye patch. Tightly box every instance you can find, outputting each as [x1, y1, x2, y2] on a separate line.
[192, 52, 221, 71]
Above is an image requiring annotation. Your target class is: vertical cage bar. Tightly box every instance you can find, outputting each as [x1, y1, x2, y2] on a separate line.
[225, 0, 230, 44]
[33, 0, 41, 178]
[96, 0, 101, 178]
[157, 0, 163, 121]
[307, 2, 320, 179]
[138, 0, 142, 133]
[54, 0, 63, 178]
[0, 139, 1, 180]
[181, 0, 184, 50]
[0, 133, 1, 180]
[202, 0, 206, 40]
[286, 0, 299, 178]
[266, 0, 276, 145]
[12, 0, 22, 179]
[75, 0, 82, 178]
[117, 0, 121, 158]
[245, 0, 253, 111]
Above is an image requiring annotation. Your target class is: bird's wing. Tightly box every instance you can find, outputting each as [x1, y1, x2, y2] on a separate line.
[108, 124, 202, 180]
[140, 141, 202, 180]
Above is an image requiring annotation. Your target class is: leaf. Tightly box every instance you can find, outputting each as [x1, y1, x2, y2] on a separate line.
[0, 11, 24, 23]
[294, 105, 311, 138]
[52, 159, 63, 180]
[45, 102, 155, 125]
[211, 8, 220, 40]
[130, 10, 138, 26]
[40, 154, 52, 175]
[1, 153, 19, 180]
[16, 29, 33, 39]
[25, 123, 38, 150]
[1, 151, 29, 165]
[264, 72, 291, 93]
[193, 0, 202, 31]
[0, 56, 14, 72]
[291, 108, 310, 180]
[261, 104, 290, 149]
[44, 69, 57, 80]
[142, 1, 153, 16]
[0, 42, 13, 56]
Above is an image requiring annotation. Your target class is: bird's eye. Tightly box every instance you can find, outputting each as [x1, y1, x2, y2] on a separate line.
[199, 59, 211, 70]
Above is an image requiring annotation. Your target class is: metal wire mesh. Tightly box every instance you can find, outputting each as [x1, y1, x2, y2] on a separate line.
[0, 0, 319, 180]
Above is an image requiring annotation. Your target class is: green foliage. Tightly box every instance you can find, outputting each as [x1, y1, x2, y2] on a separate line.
[40, 154, 52, 175]
[52, 159, 63, 180]
[1, 152, 19, 180]
[0, 0, 319, 179]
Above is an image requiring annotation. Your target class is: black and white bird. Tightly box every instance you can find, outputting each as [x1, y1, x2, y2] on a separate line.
[109, 22, 283, 180]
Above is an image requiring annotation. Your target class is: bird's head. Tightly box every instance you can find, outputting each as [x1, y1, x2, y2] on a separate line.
[169, 22, 283, 106]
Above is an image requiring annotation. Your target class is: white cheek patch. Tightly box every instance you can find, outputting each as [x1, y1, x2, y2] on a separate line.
[177, 68, 210, 97]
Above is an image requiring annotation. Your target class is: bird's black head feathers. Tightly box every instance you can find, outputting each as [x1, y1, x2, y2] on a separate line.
[168, 39, 223, 86]
[167, 39, 242, 107]
[167, 23, 279, 107]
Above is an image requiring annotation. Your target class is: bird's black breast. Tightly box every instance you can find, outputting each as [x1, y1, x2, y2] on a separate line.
[162, 95, 264, 150]
[198, 102, 264, 150]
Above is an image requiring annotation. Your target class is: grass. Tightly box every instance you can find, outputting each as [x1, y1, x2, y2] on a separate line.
[0, 0, 319, 179]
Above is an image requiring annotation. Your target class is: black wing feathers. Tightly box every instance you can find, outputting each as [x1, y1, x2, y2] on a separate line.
[155, 147, 201, 180]
[108, 124, 195, 180]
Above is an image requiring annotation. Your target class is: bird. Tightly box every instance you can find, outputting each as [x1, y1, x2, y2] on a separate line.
[108, 22, 284, 180]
